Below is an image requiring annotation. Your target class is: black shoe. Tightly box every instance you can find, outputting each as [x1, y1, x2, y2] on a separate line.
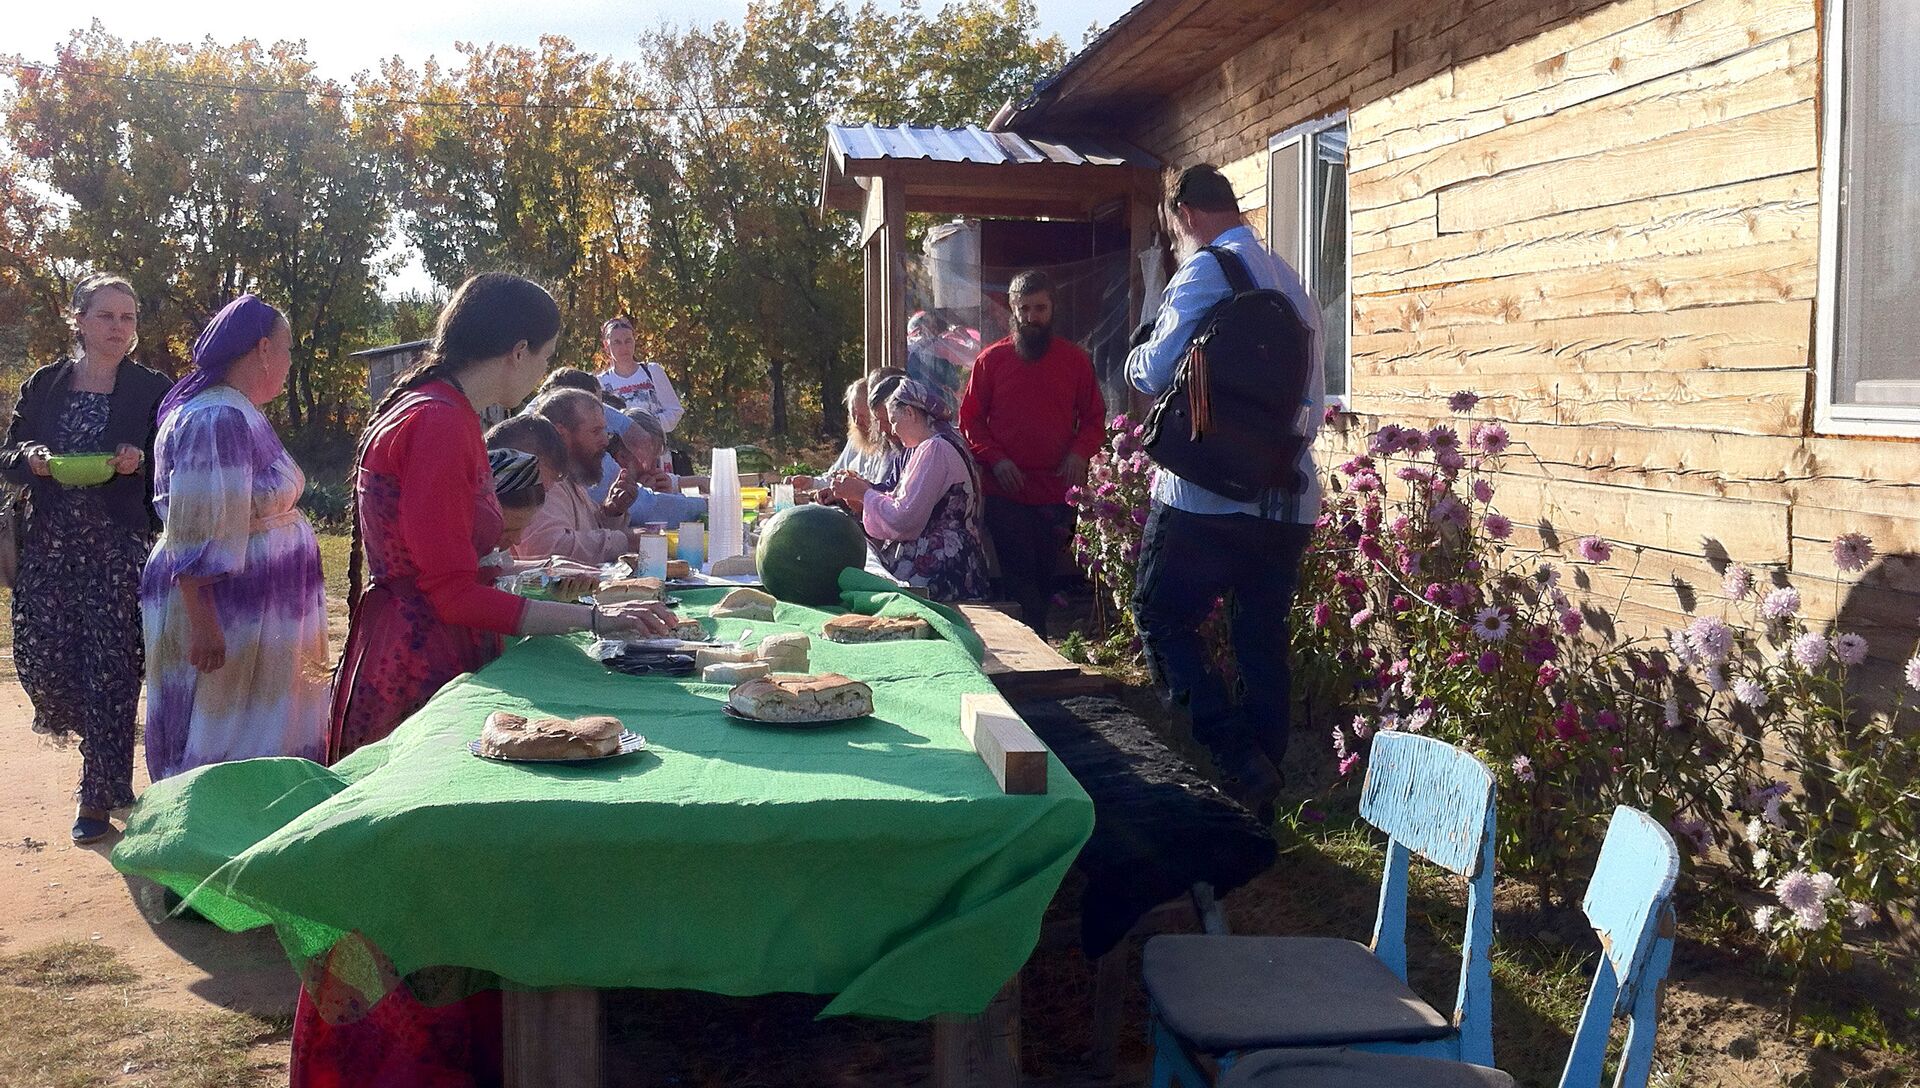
[1198, 737, 1281, 823]
[72, 816, 115, 845]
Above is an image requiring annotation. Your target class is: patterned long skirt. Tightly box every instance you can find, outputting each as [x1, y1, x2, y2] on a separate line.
[14, 503, 148, 811]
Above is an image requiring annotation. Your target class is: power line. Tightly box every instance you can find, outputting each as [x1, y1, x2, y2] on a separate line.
[1, 58, 969, 118]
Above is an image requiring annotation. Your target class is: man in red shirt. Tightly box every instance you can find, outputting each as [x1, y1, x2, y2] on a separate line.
[959, 270, 1106, 635]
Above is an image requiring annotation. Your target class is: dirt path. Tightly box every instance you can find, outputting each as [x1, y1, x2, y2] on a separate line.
[0, 677, 300, 1024]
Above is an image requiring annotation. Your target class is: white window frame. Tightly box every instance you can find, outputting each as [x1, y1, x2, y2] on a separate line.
[1814, 0, 1920, 436]
[1268, 111, 1352, 408]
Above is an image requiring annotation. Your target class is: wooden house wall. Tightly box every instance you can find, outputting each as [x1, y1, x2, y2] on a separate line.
[1119, 0, 1920, 665]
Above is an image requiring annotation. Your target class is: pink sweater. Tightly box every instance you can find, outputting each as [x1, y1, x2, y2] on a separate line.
[514, 477, 629, 563]
[862, 437, 972, 541]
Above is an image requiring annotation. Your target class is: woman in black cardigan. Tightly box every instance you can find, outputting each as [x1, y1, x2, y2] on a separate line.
[0, 273, 171, 843]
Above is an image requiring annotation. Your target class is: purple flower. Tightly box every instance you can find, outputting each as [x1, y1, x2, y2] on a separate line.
[1834, 632, 1869, 667]
[1311, 602, 1333, 629]
[1832, 532, 1874, 574]
[1131, 508, 1149, 527]
[1576, 536, 1613, 563]
[1512, 755, 1534, 783]
[1448, 390, 1481, 414]
[1470, 421, 1510, 456]
[1906, 653, 1920, 693]
[1110, 413, 1131, 430]
[1476, 650, 1502, 674]
[1351, 714, 1373, 739]
[1558, 609, 1582, 635]
[1350, 471, 1382, 493]
[1760, 586, 1800, 621]
[1484, 513, 1513, 540]
[1722, 564, 1753, 601]
[1848, 901, 1874, 928]
[1733, 678, 1768, 708]
[1790, 632, 1829, 670]
[1434, 447, 1467, 474]
[1427, 425, 1460, 450]
[1433, 495, 1468, 527]
[1446, 583, 1475, 610]
[1596, 709, 1620, 732]
[1673, 817, 1712, 853]
[1471, 478, 1494, 503]
[1776, 870, 1828, 930]
[1686, 617, 1733, 665]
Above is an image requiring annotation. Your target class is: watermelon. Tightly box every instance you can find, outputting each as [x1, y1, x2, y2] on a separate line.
[755, 505, 869, 605]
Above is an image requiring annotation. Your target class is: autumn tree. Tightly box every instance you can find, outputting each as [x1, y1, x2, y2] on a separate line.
[1, 22, 392, 433]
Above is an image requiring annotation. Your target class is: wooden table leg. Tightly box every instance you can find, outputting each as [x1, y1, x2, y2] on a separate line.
[933, 975, 1021, 1087]
[504, 987, 602, 1088]
[1088, 946, 1127, 1077]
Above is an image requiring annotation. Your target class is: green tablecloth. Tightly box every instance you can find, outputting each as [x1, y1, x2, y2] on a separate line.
[111, 574, 1093, 1020]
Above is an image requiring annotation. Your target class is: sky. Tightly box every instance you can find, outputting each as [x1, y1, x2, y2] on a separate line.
[5, 0, 1123, 83]
[4, 0, 1130, 295]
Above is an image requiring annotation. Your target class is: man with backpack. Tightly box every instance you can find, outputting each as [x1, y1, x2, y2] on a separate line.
[1126, 163, 1324, 816]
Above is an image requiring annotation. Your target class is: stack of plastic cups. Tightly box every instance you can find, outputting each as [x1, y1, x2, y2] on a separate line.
[707, 447, 744, 569]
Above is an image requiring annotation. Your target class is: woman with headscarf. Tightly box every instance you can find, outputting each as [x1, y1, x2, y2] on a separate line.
[829, 377, 989, 602]
[0, 273, 171, 844]
[140, 295, 330, 780]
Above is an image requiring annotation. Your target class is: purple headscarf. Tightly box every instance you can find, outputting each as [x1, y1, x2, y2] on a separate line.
[158, 294, 281, 423]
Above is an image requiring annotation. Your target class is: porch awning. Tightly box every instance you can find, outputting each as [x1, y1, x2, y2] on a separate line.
[819, 124, 1160, 219]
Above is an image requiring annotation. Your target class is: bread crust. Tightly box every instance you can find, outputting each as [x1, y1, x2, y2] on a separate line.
[598, 577, 666, 604]
[822, 614, 931, 643]
[726, 673, 874, 721]
[480, 711, 625, 760]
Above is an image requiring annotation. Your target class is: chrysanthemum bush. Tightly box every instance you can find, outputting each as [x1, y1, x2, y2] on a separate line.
[1068, 396, 1920, 1016]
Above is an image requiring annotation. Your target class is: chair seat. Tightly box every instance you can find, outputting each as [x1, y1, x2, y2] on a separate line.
[1142, 935, 1453, 1053]
[1218, 1047, 1517, 1088]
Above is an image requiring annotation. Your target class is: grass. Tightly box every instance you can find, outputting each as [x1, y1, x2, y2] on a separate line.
[0, 941, 287, 1088]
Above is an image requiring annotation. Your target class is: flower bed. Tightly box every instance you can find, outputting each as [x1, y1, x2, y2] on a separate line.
[1068, 399, 1920, 1020]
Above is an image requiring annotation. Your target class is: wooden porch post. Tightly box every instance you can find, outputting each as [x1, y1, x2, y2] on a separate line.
[870, 175, 908, 374]
[933, 975, 1021, 1088]
[503, 988, 602, 1088]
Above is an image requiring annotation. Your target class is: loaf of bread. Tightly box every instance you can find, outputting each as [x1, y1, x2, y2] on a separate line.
[598, 577, 666, 604]
[822, 614, 931, 643]
[703, 660, 771, 684]
[727, 673, 874, 722]
[479, 711, 623, 760]
[671, 617, 709, 642]
[709, 553, 757, 578]
[711, 587, 777, 622]
[666, 559, 692, 580]
[695, 645, 756, 669]
[755, 632, 811, 671]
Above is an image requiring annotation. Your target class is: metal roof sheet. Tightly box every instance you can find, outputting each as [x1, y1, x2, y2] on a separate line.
[826, 124, 1155, 170]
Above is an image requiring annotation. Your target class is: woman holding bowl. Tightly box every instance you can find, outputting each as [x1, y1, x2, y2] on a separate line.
[0, 273, 171, 844]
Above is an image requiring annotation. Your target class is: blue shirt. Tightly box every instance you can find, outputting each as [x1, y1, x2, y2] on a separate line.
[1124, 225, 1324, 523]
[589, 453, 708, 526]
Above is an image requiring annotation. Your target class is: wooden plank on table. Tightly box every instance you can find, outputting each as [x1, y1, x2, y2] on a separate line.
[1436, 101, 1816, 234]
[934, 976, 1022, 1088]
[961, 692, 1049, 795]
[504, 988, 602, 1088]
[956, 603, 1117, 701]
[1349, 27, 1815, 213]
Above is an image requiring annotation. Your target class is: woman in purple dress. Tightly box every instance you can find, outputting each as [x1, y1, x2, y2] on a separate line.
[141, 295, 329, 780]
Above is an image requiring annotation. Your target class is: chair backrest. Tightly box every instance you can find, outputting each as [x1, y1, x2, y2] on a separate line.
[1559, 807, 1681, 1088]
[1357, 732, 1497, 1065]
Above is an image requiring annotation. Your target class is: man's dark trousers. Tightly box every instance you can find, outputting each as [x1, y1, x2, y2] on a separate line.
[985, 496, 1071, 636]
[1131, 500, 1313, 768]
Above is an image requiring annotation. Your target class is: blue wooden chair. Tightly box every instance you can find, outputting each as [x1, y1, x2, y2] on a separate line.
[1215, 806, 1682, 1088]
[1140, 731, 1497, 1087]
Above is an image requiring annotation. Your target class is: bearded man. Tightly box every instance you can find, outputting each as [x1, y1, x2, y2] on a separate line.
[958, 269, 1105, 636]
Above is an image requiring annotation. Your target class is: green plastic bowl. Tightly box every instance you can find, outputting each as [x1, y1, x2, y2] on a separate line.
[47, 453, 116, 487]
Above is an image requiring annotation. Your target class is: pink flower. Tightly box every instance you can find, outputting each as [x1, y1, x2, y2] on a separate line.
[1427, 425, 1460, 450]
[1790, 632, 1829, 670]
[1445, 650, 1469, 668]
[1776, 870, 1828, 930]
[1471, 478, 1494, 503]
[1351, 714, 1373, 739]
[1906, 653, 1920, 692]
[1433, 447, 1467, 474]
[1323, 404, 1342, 425]
[1848, 901, 1874, 928]
[1760, 586, 1800, 620]
[1834, 632, 1869, 666]
[1558, 608, 1582, 635]
[1338, 753, 1361, 776]
[1311, 602, 1332, 629]
[1110, 413, 1131, 430]
[1536, 662, 1560, 686]
[1448, 390, 1481, 414]
[1576, 536, 1613, 563]
[1832, 532, 1874, 574]
[1733, 678, 1768, 708]
[1722, 565, 1753, 601]
[1469, 421, 1510, 456]
[1483, 513, 1512, 540]
[1511, 755, 1534, 783]
[1352, 607, 1375, 626]
[1331, 725, 1349, 760]
[1350, 471, 1383, 493]
[1686, 617, 1733, 665]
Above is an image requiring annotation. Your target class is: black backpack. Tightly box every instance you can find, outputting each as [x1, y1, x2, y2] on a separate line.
[1142, 246, 1315, 502]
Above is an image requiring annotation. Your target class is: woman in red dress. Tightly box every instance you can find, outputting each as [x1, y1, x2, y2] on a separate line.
[296, 273, 672, 1088]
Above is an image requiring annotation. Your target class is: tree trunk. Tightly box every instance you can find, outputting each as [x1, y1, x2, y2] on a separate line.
[769, 354, 789, 438]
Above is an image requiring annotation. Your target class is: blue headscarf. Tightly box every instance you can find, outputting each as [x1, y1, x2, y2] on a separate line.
[158, 294, 282, 423]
